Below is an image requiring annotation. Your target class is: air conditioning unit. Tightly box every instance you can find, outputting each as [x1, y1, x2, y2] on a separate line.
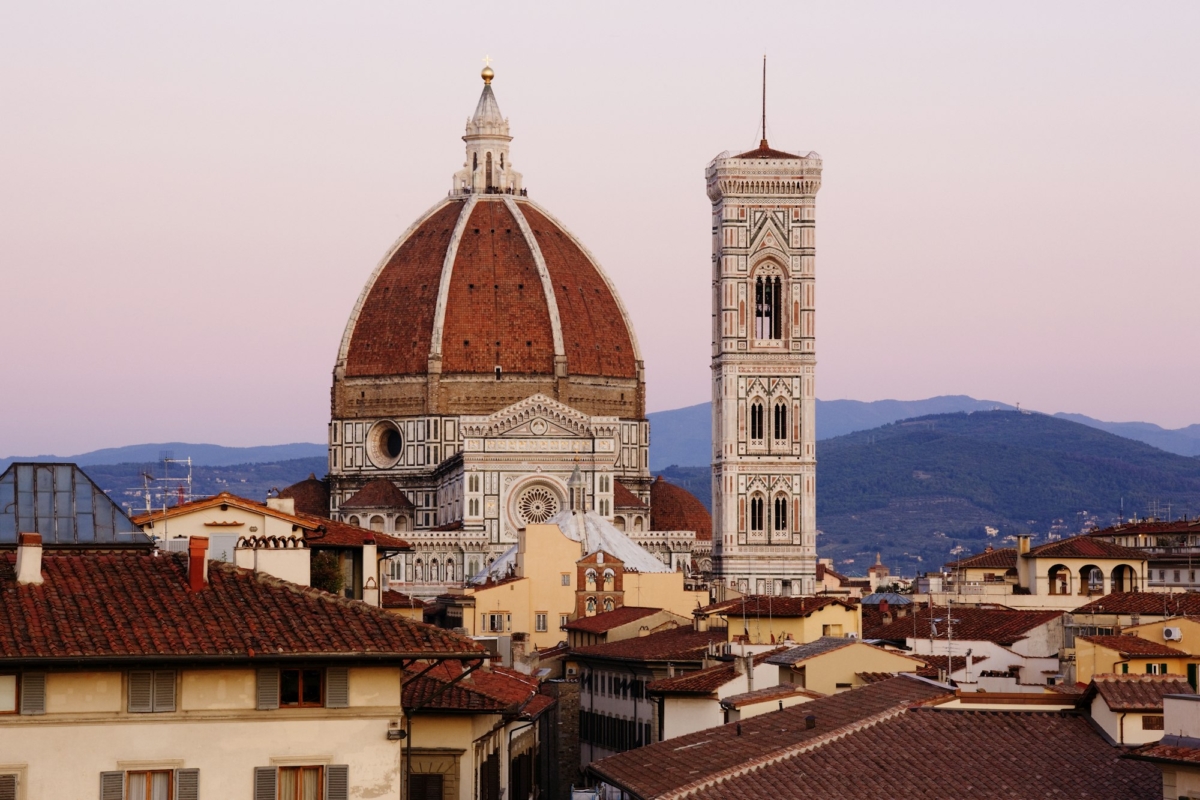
[845, 632, 858, 639]
[1164, 627, 1183, 642]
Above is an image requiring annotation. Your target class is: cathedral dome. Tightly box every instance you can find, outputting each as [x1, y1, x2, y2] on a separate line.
[332, 73, 643, 420]
[650, 476, 712, 541]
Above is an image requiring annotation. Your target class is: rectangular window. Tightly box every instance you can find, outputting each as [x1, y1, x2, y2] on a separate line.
[536, 613, 548, 632]
[561, 573, 571, 586]
[0, 675, 14, 714]
[488, 613, 505, 633]
[560, 614, 570, 630]
[1143, 714, 1165, 731]
[410, 774, 443, 800]
[279, 766, 323, 800]
[1176, 570, 1182, 583]
[128, 670, 176, 713]
[280, 669, 323, 707]
[127, 770, 174, 800]
[822, 624, 842, 637]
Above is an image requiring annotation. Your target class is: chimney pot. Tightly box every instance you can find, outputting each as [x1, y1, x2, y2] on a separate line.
[188, 536, 210, 592]
[805, 714, 816, 730]
[16, 533, 44, 585]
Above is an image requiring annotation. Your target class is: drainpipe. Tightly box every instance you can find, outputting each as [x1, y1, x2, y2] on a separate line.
[1119, 712, 1126, 745]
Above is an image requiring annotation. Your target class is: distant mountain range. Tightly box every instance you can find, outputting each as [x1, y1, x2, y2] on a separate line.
[0, 442, 326, 472]
[647, 395, 1200, 470]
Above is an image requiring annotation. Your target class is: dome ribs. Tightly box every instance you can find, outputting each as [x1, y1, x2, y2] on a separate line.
[442, 200, 556, 375]
[519, 204, 637, 379]
[344, 201, 463, 377]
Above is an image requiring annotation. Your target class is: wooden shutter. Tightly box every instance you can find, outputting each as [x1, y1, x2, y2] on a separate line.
[410, 774, 444, 800]
[0, 774, 16, 800]
[325, 667, 349, 708]
[256, 668, 279, 710]
[99, 771, 124, 800]
[128, 671, 153, 713]
[175, 769, 199, 800]
[326, 765, 349, 800]
[19, 673, 45, 715]
[153, 671, 176, 712]
[253, 767, 276, 800]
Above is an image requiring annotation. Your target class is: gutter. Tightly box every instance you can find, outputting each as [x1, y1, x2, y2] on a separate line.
[0, 651, 488, 669]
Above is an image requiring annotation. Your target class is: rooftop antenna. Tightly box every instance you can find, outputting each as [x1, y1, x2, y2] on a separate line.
[760, 54, 768, 147]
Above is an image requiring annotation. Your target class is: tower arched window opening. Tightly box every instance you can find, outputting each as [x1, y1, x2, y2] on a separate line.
[774, 495, 788, 532]
[486, 152, 494, 190]
[750, 495, 764, 532]
[773, 403, 788, 440]
[750, 402, 764, 441]
[755, 276, 782, 339]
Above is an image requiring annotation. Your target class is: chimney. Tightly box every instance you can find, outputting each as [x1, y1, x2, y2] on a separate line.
[805, 714, 816, 730]
[16, 533, 44, 585]
[188, 536, 210, 592]
[1017, 535, 1031, 556]
[267, 497, 295, 515]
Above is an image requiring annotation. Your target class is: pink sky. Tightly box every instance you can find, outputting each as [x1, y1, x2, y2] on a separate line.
[3, 2, 1198, 456]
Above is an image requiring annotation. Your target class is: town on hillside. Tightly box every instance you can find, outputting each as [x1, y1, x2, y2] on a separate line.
[3, 60, 1197, 800]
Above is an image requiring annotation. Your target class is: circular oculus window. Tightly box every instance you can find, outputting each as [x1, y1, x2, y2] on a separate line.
[515, 485, 560, 526]
[367, 421, 404, 468]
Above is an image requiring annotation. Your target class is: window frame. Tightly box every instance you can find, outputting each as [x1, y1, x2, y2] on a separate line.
[535, 613, 548, 633]
[279, 668, 325, 708]
[0, 674, 15, 715]
[126, 769, 175, 800]
[278, 765, 324, 800]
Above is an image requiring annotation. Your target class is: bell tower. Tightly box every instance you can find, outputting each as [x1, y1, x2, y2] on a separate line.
[707, 104, 822, 596]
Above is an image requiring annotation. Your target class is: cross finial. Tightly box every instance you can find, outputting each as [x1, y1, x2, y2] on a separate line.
[481, 55, 495, 84]
[483, 55, 493, 67]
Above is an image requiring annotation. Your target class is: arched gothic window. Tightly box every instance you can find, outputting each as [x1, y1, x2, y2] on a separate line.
[750, 402, 764, 441]
[472, 152, 477, 171]
[755, 276, 782, 339]
[750, 495, 765, 532]
[486, 152, 494, 190]
[774, 495, 788, 532]
[773, 403, 788, 441]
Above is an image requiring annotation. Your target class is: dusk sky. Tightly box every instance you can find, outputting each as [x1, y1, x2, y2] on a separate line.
[3, 2, 1198, 457]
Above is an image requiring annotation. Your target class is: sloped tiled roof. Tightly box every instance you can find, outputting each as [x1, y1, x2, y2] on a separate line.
[303, 514, 411, 551]
[587, 676, 952, 798]
[865, 606, 1061, 645]
[1084, 673, 1196, 712]
[682, 708, 1158, 800]
[649, 477, 712, 541]
[766, 636, 856, 666]
[914, 655, 987, 679]
[613, 482, 648, 509]
[1127, 735, 1200, 767]
[945, 547, 1018, 570]
[404, 660, 543, 714]
[341, 478, 415, 511]
[1026, 535, 1146, 561]
[701, 594, 859, 618]
[133, 492, 319, 531]
[571, 627, 724, 664]
[1076, 635, 1189, 658]
[719, 683, 819, 709]
[563, 607, 664, 634]
[647, 649, 785, 696]
[382, 590, 428, 611]
[0, 550, 482, 662]
[277, 474, 330, 517]
[1074, 592, 1200, 616]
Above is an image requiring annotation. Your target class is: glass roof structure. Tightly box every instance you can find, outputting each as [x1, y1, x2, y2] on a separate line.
[0, 463, 150, 546]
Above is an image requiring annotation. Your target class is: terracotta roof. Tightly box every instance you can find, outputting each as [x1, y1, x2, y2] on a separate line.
[733, 141, 801, 160]
[719, 683, 819, 709]
[701, 594, 859, 619]
[132, 492, 319, 531]
[647, 649, 785, 696]
[0, 550, 482, 663]
[403, 660, 542, 714]
[857, 671, 897, 684]
[1073, 591, 1200, 616]
[277, 474, 330, 517]
[1076, 635, 1190, 657]
[587, 676, 952, 798]
[302, 514, 411, 551]
[865, 605, 1062, 645]
[766, 636, 856, 666]
[1026, 535, 1146, 561]
[571, 627, 725, 664]
[682, 708, 1159, 800]
[1127, 734, 1200, 767]
[815, 563, 849, 583]
[1083, 673, 1196, 712]
[341, 478, 414, 511]
[563, 606, 663, 634]
[613, 481, 648, 509]
[649, 477, 711, 540]
[1091, 518, 1200, 538]
[944, 547, 1018, 570]
[914, 655, 987, 679]
[382, 590, 428, 610]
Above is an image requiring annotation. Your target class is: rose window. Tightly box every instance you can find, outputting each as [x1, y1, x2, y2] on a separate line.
[516, 486, 560, 525]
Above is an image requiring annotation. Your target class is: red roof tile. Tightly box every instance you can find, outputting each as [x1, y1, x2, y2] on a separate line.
[1073, 591, 1200, 616]
[587, 676, 952, 798]
[1083, 673, 1196, 712]
[563, 606, 664, 634]
[944, 547, 1018, 570]
[382, 590, 428, 610]
[0, 551, 482, 662]
[277, 474, 330, 517]
[302, 514, 411, 551]
[613, 481, 648, 509]
[865, 605, 1061, 645]
[341, 478, 414, 511]
[733, 141, 802, 159]
[132, 492, 319, 531]
[649, 477, 711, 540]
[1127, 736, 1200, 766]
[701, 594, 859, 619]
[1026, 535, 1146, 561]
[571, 627, 724, 664]
[719, 683, 819, 708]
[1077, 635, 1190, 657]
[685, 708, 1158, 800]
[403, 660, 543, 714]
[647, 649, 785, 695]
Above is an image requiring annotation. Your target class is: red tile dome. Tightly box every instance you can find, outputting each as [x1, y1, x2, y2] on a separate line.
[650, 476, 712, 541]
[333, 196, 644, 419]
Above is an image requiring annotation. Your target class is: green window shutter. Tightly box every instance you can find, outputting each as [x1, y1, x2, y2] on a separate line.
[99, 771, 125, 800]
[19, 673, 45, 715]
[325, 668, 350, 709]
[1163, 663, 1170, 675]
[153, 671, 177, 712]
[175, 769, 199, 800]
[257, 669, 280, 710]
[0, 774, 17, 800]
[1146, 663, 1154, 674]
[253, 767, 276, 800]
[326, 765, 349, 800]
[128, 671, 153, 713]
[1122, 663, 1128, 674]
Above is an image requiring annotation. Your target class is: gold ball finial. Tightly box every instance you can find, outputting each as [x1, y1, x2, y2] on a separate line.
[481, 55, 494, 84]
